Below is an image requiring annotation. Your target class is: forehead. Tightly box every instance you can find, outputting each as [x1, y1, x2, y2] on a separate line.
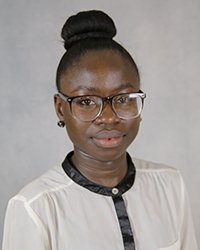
[60, 50, 139, 95]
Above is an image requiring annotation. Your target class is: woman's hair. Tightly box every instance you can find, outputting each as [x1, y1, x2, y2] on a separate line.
[56, 10, 139, 91]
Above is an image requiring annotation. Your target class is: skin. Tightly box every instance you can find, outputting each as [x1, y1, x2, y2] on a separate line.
[54, 50, 141, 188]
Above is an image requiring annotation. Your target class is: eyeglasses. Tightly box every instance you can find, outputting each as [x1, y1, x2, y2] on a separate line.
[57, 90, 146, 122]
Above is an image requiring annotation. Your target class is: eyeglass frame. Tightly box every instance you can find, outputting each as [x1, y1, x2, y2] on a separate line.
[56, 90, 146, 121]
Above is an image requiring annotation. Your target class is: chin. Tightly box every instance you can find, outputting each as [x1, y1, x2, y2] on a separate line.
[87, 147, 127, 163]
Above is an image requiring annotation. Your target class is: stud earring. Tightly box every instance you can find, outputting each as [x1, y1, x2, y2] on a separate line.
[57, 121, 65, 127]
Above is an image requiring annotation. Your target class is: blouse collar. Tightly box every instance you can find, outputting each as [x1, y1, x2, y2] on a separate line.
[62, 151, 136, 197]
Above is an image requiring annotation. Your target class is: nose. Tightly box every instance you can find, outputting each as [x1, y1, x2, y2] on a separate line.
[94, 102, 120, 125]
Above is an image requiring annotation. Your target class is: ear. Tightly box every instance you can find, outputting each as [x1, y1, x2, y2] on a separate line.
[54, 94, 65, 121]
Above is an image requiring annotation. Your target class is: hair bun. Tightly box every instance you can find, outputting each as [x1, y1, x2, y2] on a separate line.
[61, 10, 117, 50]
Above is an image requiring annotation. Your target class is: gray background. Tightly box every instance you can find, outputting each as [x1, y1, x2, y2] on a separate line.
[0, 0, 199, 247]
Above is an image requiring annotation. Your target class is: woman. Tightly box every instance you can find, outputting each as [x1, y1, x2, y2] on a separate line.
[2, 10, 198, 250]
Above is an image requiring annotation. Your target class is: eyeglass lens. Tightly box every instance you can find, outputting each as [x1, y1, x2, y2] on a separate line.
[71, 93, 143, 121]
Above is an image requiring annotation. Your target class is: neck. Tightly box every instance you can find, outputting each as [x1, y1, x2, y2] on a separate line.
[71, 149, 128, 188]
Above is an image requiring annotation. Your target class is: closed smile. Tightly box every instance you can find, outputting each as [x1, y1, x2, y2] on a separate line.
[92, 130, 124, 148]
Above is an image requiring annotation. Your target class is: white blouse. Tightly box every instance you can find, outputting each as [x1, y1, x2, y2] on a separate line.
[2, 154, 198, 250]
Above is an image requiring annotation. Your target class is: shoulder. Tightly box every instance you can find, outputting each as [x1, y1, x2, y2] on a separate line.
[133, 157, 179, 173]
[10, 165, 73, 204]
[132, 157, 184, 190]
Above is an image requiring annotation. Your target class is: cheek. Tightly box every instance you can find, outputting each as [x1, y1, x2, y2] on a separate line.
[124, 118, 141, 142]
[64, 114, 89, 145]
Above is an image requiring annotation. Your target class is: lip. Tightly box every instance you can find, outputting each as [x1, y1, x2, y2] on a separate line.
[92, 130, 124, 148]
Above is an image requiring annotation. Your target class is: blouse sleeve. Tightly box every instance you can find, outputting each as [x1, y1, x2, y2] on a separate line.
[180, 176, 198, 249]
[2, 195, 50, 250]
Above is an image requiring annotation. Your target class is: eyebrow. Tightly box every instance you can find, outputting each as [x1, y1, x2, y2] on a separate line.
[71, 82, 138, 93]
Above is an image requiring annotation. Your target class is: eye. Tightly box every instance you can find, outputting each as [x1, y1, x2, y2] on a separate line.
[75, 97, 96, 107]
[115, 95, 130, 104]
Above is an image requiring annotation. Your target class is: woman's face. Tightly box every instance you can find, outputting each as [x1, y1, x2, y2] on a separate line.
[55, 50, 141, 162]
